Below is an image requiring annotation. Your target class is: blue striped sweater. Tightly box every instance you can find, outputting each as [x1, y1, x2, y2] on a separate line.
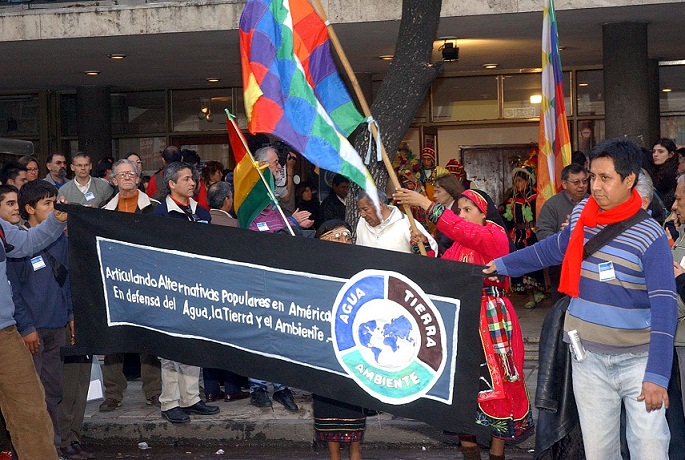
[494, 200, 677, 388]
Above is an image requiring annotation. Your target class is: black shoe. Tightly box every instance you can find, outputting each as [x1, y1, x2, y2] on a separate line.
[273, 388, 298, 412]
[161, 406, 191, 424]
[181, 400, 220, 415]
[250, 389, 272, 408]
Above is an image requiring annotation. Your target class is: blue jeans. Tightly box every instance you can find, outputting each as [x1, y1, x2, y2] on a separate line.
[572, 349, 669, 460]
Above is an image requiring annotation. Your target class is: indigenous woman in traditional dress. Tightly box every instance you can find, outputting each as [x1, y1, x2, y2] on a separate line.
[393, 187, 534, 460]
[313, 219, 366, 460]
[503, 164, 546, 308]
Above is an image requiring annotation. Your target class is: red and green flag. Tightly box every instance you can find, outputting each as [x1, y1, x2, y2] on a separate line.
[226, 114, 274, 229]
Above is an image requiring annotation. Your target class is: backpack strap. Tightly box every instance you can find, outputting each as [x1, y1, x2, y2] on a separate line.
[582, 208, 651, 260]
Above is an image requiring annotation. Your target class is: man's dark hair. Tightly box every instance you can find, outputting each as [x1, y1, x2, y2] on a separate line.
[181, 149, 201, 166]
[571, 150, 587, 166]
[47, 152, 67, 164]
[161, 146, 182, 165]
[589, 138, 642, 184]
[18, 180, 58, 221]
[94, 157, 113, 179]
[0, 163, 27, 184]
[207, 181, 233, 210]
[332, 174, 350, 187]
[161, 162, 198, 197]
[0, 184, 18, 203]
[561, 163, 586, 181]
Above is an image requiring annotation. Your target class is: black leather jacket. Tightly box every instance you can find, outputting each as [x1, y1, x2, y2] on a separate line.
[534, 297, 585, 459]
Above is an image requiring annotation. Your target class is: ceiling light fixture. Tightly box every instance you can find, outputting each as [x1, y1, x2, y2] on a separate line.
[108, 54, 126, 60]
[206, 78, 221, 83]
[378, 55, 394, 61]
[663, 88, 673, 93]
[530, 94, 542, 104]
[482, 63, 498, 69]
[84, 70, 101, 76]
[578, 83, 589, 87]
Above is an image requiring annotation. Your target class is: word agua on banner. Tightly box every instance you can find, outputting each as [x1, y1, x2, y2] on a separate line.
[96, 237, 461, 405]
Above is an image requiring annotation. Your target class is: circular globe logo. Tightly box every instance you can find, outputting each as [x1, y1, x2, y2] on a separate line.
[331, 270, 447, 405]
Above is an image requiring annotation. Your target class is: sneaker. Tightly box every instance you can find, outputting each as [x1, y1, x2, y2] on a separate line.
[273, 388, 299, 412]
[181, 400, 220, 415]
[98, 397, 121, 412]
[0, 450, 13, 460]
[161, 406, 191, 424]
[250, 388, 272, 408]
[146, 395, 161, 407]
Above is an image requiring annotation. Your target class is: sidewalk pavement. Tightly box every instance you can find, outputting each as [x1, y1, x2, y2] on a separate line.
[81, 295, 553, 456]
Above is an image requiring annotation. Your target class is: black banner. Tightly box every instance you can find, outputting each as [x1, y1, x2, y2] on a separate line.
[65, 204, 487, 434]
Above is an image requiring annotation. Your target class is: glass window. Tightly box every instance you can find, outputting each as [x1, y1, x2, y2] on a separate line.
[233, 90, 249, 130]
[576, 70, 604, 116]
[0, 94, 41, 137]
[661, 116, 685, 145]
[111, 91, 166, 135]
[563, 71, 572, 117]
[503, 73, 541, 119]
[61, 94, 78, 137]
[432, 76, 498, 122]
[577, 119, 605, 155]
[112, 137, 168, 175]
[172, 89, 234, 132]
[659, 65, 685, 114]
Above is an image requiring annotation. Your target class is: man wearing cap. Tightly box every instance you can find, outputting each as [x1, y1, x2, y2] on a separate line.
[445, 159, 472, 190]
[418, 147, 447, 201]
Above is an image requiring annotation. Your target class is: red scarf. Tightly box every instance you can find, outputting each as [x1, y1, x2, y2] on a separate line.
[559, 189, 642, 298]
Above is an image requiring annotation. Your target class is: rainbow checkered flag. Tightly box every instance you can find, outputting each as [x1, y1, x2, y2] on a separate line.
[537, 0, 572, 214]
[239, 0, 379, 210]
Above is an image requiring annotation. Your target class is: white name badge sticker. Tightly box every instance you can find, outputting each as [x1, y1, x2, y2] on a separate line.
[84, 191, 95, 202]
[598, 261, 616, 282]
[31, 255, 46, 271]
[256, 222, 270, 232]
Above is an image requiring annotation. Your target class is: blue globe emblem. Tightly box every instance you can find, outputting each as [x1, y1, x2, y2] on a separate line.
[353, 298, 420, 370]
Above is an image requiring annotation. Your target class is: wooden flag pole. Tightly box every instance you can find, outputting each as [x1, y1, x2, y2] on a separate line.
[226, 110, 296, 236]
[311, 0, 427, 255]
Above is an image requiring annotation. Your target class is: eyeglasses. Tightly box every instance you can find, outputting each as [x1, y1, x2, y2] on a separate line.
[565, 179, 588, 186]
[320, 229, 352, 243]
[26, 167, 39, 172]
[73, 164, 91, 169]
[115, 171, 138, 179]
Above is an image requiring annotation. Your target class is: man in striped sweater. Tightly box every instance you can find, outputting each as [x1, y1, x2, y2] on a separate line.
[485, 138, 677, 460]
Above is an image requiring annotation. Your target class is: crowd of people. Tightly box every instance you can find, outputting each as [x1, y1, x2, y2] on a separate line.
[0, 135, 684, 460]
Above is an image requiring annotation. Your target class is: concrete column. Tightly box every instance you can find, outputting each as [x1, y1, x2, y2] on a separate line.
[603, 22, 656, 147]
[76, 86, 111, 163]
